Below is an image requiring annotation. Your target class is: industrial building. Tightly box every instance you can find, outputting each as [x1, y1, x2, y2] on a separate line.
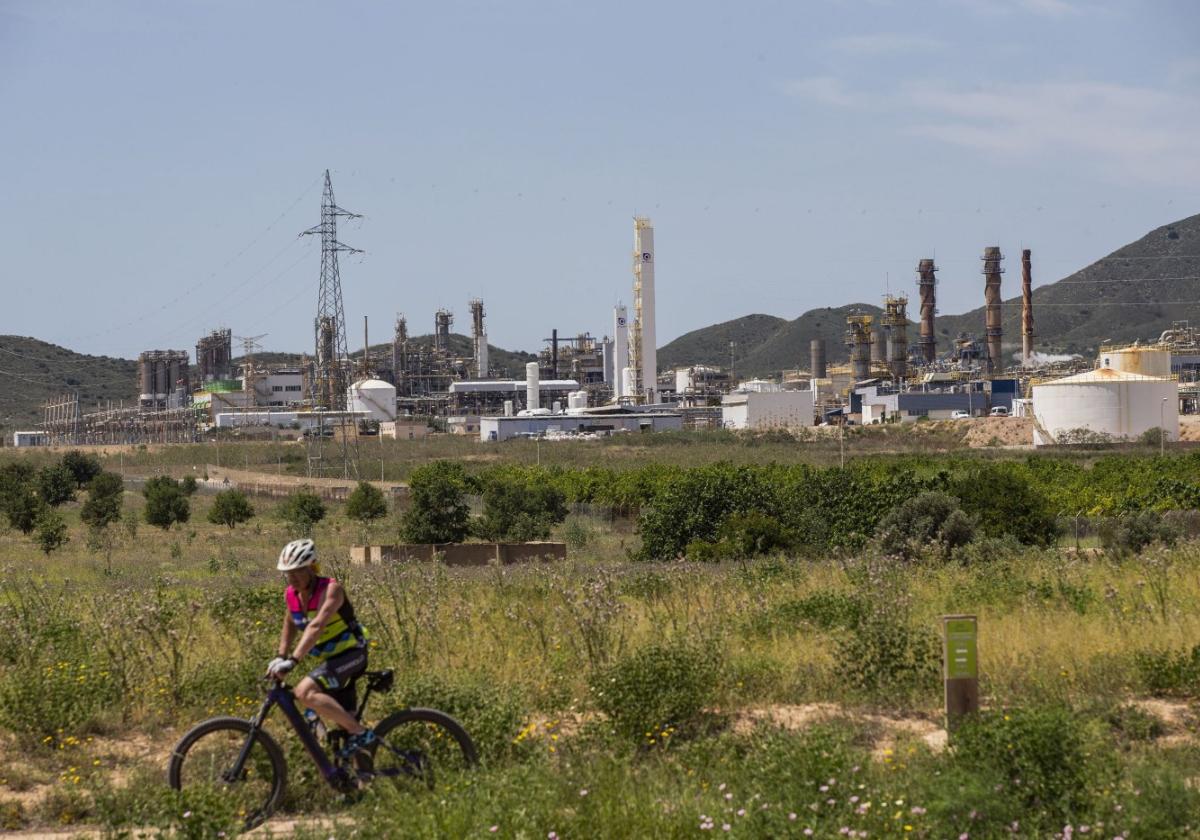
[481, 411, 682, 442]
[722, 387, 814, 430]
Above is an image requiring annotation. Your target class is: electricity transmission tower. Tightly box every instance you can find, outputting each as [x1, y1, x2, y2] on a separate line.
[301, 170, 363, 479]
[303, 170, 361, 411]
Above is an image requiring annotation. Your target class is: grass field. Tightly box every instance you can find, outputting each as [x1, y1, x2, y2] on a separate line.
[3, 440, 1200, 837]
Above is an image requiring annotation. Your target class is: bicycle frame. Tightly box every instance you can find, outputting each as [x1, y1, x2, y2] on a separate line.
[247, 681, 344, 784]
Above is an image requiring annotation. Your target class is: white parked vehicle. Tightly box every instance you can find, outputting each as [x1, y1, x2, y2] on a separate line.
[951, 410, 972, 420]
[989, 406, 1009, 417]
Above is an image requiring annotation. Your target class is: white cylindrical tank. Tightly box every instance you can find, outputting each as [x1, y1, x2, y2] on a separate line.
[552, 400, 561, 414]
[621, 366, 636, 399]
[347, 378, 398, 422]
[613, 304, 628, 395]
[525, 361, 540, 411]
[1032, 368, 1178, 445]
[503, 400, 514, 417]
[1099, 346, 1171, 378]
[477, 332, 489, 378]
[568, 390, 588, 410]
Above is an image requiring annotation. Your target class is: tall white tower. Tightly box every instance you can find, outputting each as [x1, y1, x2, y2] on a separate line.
[631, 217, 657, 404]
[612, 303, 629, 398]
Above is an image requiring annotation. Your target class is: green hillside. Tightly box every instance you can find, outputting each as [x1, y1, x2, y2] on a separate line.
[660, 211, 1200, 377]
[657, 314, 788, 370]
[0, 337, 138, 434]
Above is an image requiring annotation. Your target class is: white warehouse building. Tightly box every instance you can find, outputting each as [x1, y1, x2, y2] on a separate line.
[722, 389, 815, 430]
[1032, 367, 1178, 446]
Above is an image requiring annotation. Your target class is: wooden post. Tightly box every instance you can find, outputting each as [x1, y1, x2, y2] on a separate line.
[943, 614, 979, 730]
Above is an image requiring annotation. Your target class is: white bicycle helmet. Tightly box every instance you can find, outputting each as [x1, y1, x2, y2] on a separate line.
[277, 538, 317, 571]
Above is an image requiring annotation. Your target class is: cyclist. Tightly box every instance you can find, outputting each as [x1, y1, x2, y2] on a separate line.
[266, 538, 376, 757]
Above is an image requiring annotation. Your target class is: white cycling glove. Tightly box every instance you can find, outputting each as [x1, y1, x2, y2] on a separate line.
[267, 656, 296, 676]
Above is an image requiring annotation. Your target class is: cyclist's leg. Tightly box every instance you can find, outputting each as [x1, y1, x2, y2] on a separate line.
[296, 648, 369, 734]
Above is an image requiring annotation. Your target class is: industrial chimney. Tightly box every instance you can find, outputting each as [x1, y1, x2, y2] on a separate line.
[810, 338, 827, 379]
[469, 298, 488, 378]
[982, 247, 1004, 373]
[631, 217, 657, 403]
[870, 316, 887, 366]
[1021, 249, 1034, 367]
[917, 259, 937, 364]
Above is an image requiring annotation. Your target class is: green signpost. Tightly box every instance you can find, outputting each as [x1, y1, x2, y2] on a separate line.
[942, 614, 979, 728]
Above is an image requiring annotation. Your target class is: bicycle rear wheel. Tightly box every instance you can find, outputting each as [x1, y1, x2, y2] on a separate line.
[167, 717, 287, 829]
[366, 708, 477, 789]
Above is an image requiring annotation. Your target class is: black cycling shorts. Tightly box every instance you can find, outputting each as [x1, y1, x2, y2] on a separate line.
[307, 647, 368, 710]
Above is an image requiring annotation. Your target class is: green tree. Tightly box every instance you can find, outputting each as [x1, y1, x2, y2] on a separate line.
[142, 476, 190, 530]
[80, 472, 124, 529]
[0, 464, 39, 534]
[875, 491, 977, 561]
[207, 489, 255, 529]
[346, 481, 388, 524]
[61, 450, 102, 487]
[36, 464, 76, 507]
[279, 489, 326, 536]
[474, 478, 567, 542]
[180, 475, 199, 496]
[34, 507, 69, 555]
[952, 463, 1059, 547]
[399, 461, 470, 544]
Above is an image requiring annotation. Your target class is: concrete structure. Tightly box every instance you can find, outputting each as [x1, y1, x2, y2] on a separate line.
[982, 246, 1004, 373]
[810, 339, 827, 379]
[447, 416, 481, 436]
[917, 259, 938, 363]
[1032, 368, 1179, 445]
[852, 380, 1012, 422]
[481, 411, 682, 442]
[347, 378, 398, 422]
[722, 389, 814, 430]
[250, 369, 305, 407]
[351, 542, 567, 566]
[380, 419, 430, 439]
[11, 431, 48, 447]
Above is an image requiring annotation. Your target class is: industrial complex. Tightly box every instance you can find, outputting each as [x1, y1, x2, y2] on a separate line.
[16, 172, 1197, 461]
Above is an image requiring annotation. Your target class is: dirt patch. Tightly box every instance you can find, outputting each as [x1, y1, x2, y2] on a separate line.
[1179, 416, 1200, 442]
[961, 417, 1034, 448]
[730, 703, 947, 757]
[1128, 698, 1199, 746]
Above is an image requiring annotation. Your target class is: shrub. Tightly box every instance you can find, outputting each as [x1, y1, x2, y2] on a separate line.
[142, 476, 190, 530]
[391, 672, 525, 763]
[875, 491, 976, 560]
[61, 450, 102, 487]
[36, 463, 76, 507]
[950, 706, 1104, 817]
[834, 608, 940, 698]
[345, 481, 388, 524]
[952, 463, 1059, 546]
[1134, 645, 1200, 696]
[399, 461, 470, 544]
[34, 507, 69, 555]
[1098, 511, 1180, 556]
[180, 475, 198, 496]
[80, 472, 124, 529]
[206, 489, 255, 529]
[278, 488, 326, 536]
[590, 640, 720, 743]
[475, 477, 567, 542]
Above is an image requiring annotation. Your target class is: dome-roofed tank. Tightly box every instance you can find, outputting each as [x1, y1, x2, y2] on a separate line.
[347, 378, 397, 422]
[1032, 367, 1177, 446]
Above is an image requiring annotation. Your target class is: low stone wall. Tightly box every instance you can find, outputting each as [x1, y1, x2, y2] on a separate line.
[350, 542, 567, 566]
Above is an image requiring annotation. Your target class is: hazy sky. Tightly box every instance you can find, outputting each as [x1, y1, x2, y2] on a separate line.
[2, 0, 1198, 360]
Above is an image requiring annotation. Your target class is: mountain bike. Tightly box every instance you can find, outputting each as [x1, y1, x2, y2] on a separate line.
[167, 669, 477, 828]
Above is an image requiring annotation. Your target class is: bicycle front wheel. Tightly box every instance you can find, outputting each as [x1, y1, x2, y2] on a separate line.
[367, 708, 478, 789]
[167, 716, 287, 829]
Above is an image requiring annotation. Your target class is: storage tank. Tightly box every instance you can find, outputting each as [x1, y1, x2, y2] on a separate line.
[870, 321, 886, 365]
[810, 339, 827, 379]
[154, 359, 169, 401]
[347, 378, 398, 422]
[1099, 346, 1171, 378]
[568, 390, 588, 411]
[526, 361, 540, 410]
[138, 354, 154, 403]
[1032, 368, 1178, 446]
